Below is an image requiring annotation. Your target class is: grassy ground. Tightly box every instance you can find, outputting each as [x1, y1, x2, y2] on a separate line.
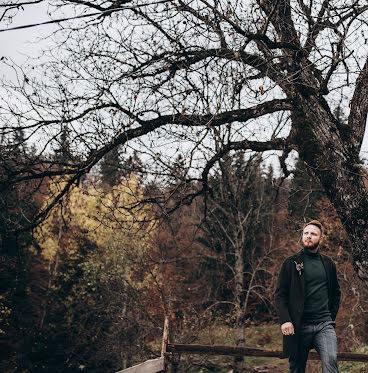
[188, 322, 288, 372]
[174, 322, 368, 372]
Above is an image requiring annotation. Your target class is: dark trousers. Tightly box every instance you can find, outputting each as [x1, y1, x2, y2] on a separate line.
[289, 321, 338, 373]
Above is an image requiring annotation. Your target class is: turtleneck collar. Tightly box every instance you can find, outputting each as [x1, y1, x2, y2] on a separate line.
[303, 247, 320, 257]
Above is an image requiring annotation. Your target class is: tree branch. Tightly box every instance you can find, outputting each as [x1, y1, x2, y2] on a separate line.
[2, 98, 293, 188]
[257, 0, 301, 49]
[126, 48, 279, 83]
[143, 98, 293, 128]
[348, 56, 368, 152]
[201, 137, 290, 189]
[302, 0, 330, 55]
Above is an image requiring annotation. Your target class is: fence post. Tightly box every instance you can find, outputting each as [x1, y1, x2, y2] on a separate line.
[161, 316, 170, 372]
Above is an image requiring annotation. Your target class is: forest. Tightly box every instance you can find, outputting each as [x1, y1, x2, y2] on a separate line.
[2, 146, 368, 372]
[2, 0, 368, 372]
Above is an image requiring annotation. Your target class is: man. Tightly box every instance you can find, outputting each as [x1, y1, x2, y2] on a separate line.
[275, 220, 341, 373]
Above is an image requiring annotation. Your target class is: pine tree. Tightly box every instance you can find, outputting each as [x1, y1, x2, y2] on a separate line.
[54, 125, 73, 165]
[0, 131, 41, 371]
[288, 157, 324, 224]
[99, 146, 123, 187]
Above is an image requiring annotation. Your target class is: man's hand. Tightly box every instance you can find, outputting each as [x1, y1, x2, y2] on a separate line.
[281, 322, 294, 336]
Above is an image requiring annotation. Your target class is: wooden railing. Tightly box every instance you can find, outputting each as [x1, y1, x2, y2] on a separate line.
[116, 317, 169, 373]
[115, 357, 165, 373]
[166, 343, 368, 362]
[116, 316, 368, 372]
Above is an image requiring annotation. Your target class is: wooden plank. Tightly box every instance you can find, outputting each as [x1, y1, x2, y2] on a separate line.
[115, 357, 165, 373]
[161, 316, 169, 357]
[336, 351, 368, 362]
[167, 343, 368, 362]
[167, 343, 282, 358]
[160, 316, 169, 371]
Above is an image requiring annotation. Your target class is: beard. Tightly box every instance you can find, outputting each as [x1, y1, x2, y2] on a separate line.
[302, 240, 320, 251]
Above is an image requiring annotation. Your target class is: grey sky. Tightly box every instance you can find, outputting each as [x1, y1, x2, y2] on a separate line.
[0, 2, 53, 63]
[1, 2, 368, 163]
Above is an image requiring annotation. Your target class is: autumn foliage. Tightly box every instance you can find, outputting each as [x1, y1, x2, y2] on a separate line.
[1, 155, 368, 373]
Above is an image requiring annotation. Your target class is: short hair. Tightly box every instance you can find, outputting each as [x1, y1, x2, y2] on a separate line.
[303, 220, 323, 235]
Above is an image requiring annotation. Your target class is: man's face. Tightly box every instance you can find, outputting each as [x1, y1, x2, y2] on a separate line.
[302, 224, 322, 252]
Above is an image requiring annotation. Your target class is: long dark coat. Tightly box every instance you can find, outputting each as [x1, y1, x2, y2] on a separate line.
[274, 249, 341, 359]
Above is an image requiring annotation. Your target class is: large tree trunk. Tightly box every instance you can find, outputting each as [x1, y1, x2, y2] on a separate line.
[293, 89, 368, 285]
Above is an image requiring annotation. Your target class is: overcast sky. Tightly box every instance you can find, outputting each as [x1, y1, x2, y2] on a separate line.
[1, 2, 368, 163]
[0, 2, 54, 64]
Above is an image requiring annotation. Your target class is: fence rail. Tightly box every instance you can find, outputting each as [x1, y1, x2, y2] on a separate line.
[115, 357, 165, 373]
[167, 343, 368, 362]
[115, 317, 368, 372]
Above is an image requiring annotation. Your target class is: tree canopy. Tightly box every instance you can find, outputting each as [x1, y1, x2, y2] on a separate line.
[1, 0, 368, 283]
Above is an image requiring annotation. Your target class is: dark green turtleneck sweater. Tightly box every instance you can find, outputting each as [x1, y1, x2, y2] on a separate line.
[302, 248, 332, 324]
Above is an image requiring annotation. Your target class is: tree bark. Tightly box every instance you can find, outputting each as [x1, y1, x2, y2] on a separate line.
[234, 241, 245, 373]
[288, 85, 368, 284]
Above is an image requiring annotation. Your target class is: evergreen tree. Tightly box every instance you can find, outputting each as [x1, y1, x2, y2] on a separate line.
[288, 157, 324, 224]
[100, 146, 122, 187]
[0, 132, 42, 372]
[100, 149, 145, 187]
[121, 151, 144, 179]
[54, 124, 74, 165]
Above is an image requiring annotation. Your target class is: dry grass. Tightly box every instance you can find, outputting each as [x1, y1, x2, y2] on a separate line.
[185, 322, 368, 372]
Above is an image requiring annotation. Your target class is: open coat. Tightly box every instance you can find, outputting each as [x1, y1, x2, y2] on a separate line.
[274, 250, 341, 359]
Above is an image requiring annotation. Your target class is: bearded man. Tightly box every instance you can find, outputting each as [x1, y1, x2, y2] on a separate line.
[275, 220, 341, 373]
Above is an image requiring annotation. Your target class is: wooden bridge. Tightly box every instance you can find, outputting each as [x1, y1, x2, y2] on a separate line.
[116, 317, 368, 373]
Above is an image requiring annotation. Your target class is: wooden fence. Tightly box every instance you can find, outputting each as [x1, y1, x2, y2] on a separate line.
[167, 343, 368, 362]
[115, 357, 165, 373]
[116, 316, 368, 372]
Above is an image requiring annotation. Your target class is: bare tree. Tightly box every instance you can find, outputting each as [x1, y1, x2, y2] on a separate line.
[0, 1, 43, 24]
[200, 150, 279, 373]
[2, 1, 368, 285]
